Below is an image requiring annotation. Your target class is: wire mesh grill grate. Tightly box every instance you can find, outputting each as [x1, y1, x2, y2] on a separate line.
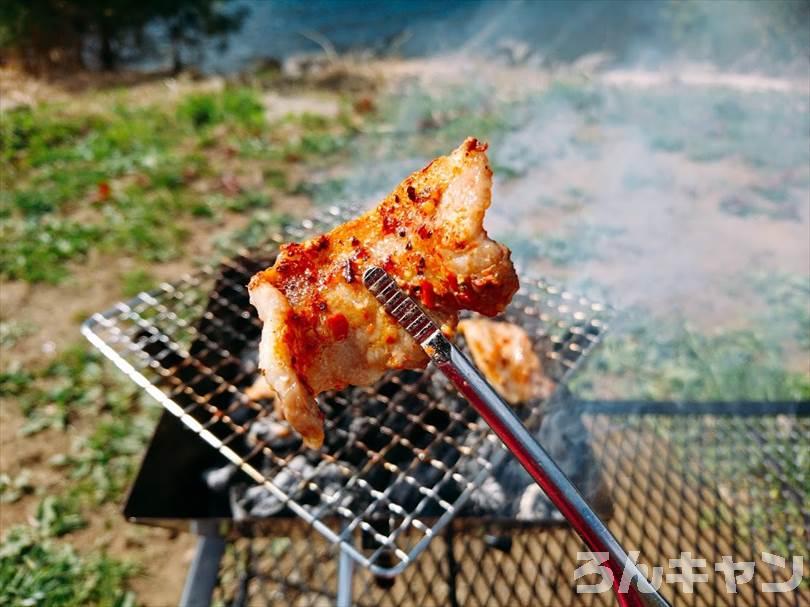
[82, 206, 610, 575]
[211, 411, 810, 607]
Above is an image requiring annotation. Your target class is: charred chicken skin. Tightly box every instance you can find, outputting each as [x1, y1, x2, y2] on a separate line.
[248, 138, 519, 448]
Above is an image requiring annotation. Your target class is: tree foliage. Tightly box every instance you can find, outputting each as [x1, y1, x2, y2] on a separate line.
[0, 0, 246, 73]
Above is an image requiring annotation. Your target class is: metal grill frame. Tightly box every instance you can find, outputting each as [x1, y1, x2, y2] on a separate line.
[82, 205, 611, 577]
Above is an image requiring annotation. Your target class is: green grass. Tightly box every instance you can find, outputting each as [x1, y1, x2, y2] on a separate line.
[0, 343, 155, 604]
[0, 85, 357, 285]
[2, 345, 157, 505]
[177, 88, 265, 131]
[0, 218, 101, 283]
[0, 471, 34, 505]
[752, 272, 810, 352]
[120, 269, 156, 298]
[572, 316, 810, 401]
[0, 521, 137, 607]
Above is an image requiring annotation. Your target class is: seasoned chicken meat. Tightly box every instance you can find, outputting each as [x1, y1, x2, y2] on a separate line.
[458, 318, 555, 405]
[249, 138, 519, 448]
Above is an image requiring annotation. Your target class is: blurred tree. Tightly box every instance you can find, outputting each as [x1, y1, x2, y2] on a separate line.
[0, 0, 246, 73]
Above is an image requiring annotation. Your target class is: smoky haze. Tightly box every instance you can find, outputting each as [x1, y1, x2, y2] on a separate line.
[327, 1, 809, 328]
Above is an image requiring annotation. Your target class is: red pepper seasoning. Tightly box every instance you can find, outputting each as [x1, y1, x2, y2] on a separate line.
[419, 280, 435, 309]
[326, 313, 349, 340]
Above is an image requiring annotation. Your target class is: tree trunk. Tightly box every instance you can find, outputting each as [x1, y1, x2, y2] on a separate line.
[99, 20, 115, 71]
[171, 42, 183, 75]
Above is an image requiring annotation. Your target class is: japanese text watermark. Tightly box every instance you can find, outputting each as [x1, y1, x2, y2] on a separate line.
[574, 551, 806, 594]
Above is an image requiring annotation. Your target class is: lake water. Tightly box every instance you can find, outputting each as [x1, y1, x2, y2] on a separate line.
[193, 0, 804, 74]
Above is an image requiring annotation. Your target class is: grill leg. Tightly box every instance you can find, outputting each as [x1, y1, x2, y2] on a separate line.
[336, 544, 355, 607]
[180, 522, 226, 607]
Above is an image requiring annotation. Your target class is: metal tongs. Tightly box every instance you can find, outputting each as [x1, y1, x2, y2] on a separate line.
[364, 267, 670, 607]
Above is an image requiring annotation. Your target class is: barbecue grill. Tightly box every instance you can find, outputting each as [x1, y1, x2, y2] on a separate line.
[83, 207, 810, 606]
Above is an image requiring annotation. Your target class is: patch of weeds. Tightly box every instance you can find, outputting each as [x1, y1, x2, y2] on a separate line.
[204, 190, 270, 214]
[283, 131, 348, 161]
[541, 80, 603, 116]
[178, 92, 221, 128]
[0, 105, 90, 167]
[9, 189, 57, 217]
[221, 88, 265, 130]
[145, 161, 186, 191]
[8, 344, 157, 504]
[0, 218, 100, 283]
[101, 192, 190, 262]
[0, 521, 136, 607]
[15, 347, 104, 436]
[34, 495, 86, 537]
[751, 272, 810, 352]
[0, 471, 34, 504]
[373, 84, 516, 158]
[263, 167, 288, 190]
[509, 223, 626, 267]
[178, 87, 265, 131]
[121, 269, 155, 298]
[215, 209, 290, 253]
[0, 368, 35, 396]
[719, 191, 799, 222]
[291, 177, 348, 206]
[66, 413, 156, 505]
[571, 316, 810, 400]
[0, 320, 37, 348]
[621, 169, 673, 191]
[649, 135, 684, 153]
[684, 138, 731, 163]
[751, 184, 789, 204]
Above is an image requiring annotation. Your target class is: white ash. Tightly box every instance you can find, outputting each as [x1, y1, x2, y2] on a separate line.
[469, 475, 507, 512]
[203, 464, 239, 492]
[312, 462, 356, 513]
[247, 415, 299, 450]
[231, 455, 315, 519]
[517, 484, 563, 522]
[229, 456, 357, 520]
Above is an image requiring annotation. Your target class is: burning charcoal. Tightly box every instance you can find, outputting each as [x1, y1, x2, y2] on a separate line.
[468, 475, 506, 513]
[231, 455, 315, 519]
[484, 534, 513, 553]
[239, 347, 259, 377]
[247, 415, 300, 451]
[496, 403, 605, 521]
[312, 462, 356, 512]
[203, 463, 238, 492]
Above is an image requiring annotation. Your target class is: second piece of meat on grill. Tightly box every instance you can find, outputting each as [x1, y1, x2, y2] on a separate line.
[458, 318, 555, 405]
[248, 138, 519, 448]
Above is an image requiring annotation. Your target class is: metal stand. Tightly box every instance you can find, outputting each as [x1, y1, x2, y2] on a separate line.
[179, 522, 226, 607]
[336, 540, 356, 607]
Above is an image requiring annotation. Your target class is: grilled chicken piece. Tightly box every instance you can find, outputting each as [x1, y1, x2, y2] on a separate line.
[249, 138, 519, 448]
[458, 318, 555, 405]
